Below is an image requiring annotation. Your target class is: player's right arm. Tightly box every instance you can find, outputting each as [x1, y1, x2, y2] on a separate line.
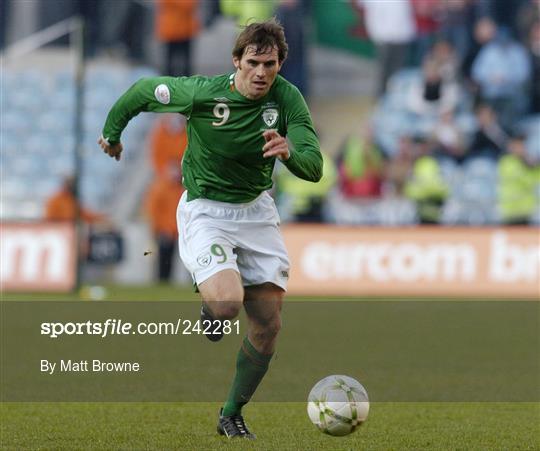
[99, 76, 196, 160]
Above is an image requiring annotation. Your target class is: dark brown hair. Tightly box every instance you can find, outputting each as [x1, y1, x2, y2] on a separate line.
[232, 18, 288, 63]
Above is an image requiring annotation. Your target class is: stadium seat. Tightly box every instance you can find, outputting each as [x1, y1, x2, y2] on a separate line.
[377, 198, 417, 225]
[455, 111, 477, 142]
[2, 111, 27, 134]
[371, 107, 416, 157]
[37, 110, 72, 134]
[1, 62, 157, 221]
[442, 197, 498, 225]
[463, 157, 498, 180]
[462, 180, 496, 202]
[1, 179, 26, 200]
[35, 177, 62, 200]
[324, 191, 418, 225]
[522, 116, 540, 161]
[387, 69, 422, 89]
[531, 208, 540, 225]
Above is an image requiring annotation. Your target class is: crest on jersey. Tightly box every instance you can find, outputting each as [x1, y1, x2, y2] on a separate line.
[262, 108, 278, 127]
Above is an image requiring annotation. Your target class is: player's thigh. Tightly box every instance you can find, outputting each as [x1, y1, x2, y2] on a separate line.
[177, 195, 239, 287]
[181, 231, 239, 289]
[235, 226, 290, 290]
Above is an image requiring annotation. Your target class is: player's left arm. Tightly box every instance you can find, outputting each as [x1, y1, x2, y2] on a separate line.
[263, 88, 322, 182]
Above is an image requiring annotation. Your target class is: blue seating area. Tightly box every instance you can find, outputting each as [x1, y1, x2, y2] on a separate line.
[324, 192, 418, 226]
[1, 65, 157, 220]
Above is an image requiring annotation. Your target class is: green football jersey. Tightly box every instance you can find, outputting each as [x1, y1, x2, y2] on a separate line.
[102, 74, 322, 203]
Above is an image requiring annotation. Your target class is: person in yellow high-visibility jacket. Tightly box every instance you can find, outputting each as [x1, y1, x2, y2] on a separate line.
[220, 0, 276, 27]
[404, 154, 448, 224]
[497, 134, 539, 225]
[276, 151, 337, 222]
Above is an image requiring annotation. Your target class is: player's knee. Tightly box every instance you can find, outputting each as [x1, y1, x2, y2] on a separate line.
[267, 317, 282, 338]
[207, 300, 242, 320]
[253, 316, 282, 343]
[202, 279, 244, 320]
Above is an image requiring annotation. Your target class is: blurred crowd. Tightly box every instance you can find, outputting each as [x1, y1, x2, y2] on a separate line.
[4, 0, 539, 281]
[1, 0, 308, 93]
[277, 0, 540, 226]
[359, 0, 539, 225]
[27, 0, 536, 230]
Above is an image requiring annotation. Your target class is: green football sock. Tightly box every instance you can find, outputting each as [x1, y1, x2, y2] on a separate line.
[222, 336, 273, 417]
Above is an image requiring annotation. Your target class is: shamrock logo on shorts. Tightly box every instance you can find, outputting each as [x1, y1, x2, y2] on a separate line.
[197, 253, 212, 267]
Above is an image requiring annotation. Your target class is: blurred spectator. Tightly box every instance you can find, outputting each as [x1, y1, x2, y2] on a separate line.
[201, 0, 222, 27]
[99, 0, 147, 64]
[276, 0, 308, 95]
[516, 0, 540, 43]
[497, 133, 538, 225]
[439, 0, 476, 62]
[471, 28, 532, 127]
[276, 152, 337, 223]
[1, 0, 10, 50]
[37, 0, 83, 47]
[77, 0, 104, 58]
[461, 16, 497, 94]
[336, 134, 384, 198]
[429, 39, 459, 81]
[487, 0, 527, 37]
[146, 115, 187, 277]
[385, 135, 416, 196]
[467, 103, 507, 161]
[527, 20, 540, 113]
[404, 140, 448, 224]
[406, 57, 459, 117]
[357, 0, 416, 95]
[150, 114, 188, 177]
[432, 108, 467, 163]
[155, 0, 200, 76]
[410, 0, 441, 65]
[145, 164, 184, 281]
[45, 177, 104, 223]
[220, 0, 275, 26]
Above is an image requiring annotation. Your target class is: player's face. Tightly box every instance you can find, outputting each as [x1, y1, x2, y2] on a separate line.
[233, 46, 281, 99]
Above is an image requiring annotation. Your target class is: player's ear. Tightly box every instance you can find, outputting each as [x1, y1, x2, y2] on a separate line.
[233, 56, 240, 70]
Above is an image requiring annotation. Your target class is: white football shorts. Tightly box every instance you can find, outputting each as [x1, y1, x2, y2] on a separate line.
[177, 191, 290, 291]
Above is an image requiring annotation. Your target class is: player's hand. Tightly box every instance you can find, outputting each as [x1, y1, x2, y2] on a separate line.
[262, 129, 290, 161]
[98, 136, 123, 161]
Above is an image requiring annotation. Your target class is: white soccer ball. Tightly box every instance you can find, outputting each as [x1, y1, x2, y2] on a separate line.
[307, 375, 369, 436]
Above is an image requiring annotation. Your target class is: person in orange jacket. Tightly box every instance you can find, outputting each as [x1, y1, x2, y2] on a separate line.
[150, 113, 187, 176]
[155, 0, 200, 76]
[45, 176, 104, 223]
[145, 163, 184, 281]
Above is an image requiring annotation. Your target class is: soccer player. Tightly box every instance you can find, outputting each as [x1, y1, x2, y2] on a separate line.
[98, 19, 322, 439]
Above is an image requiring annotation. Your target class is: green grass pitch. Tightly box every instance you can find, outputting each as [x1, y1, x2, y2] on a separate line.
[1, 285, 539, 449]
[2, 402, 538, 449]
